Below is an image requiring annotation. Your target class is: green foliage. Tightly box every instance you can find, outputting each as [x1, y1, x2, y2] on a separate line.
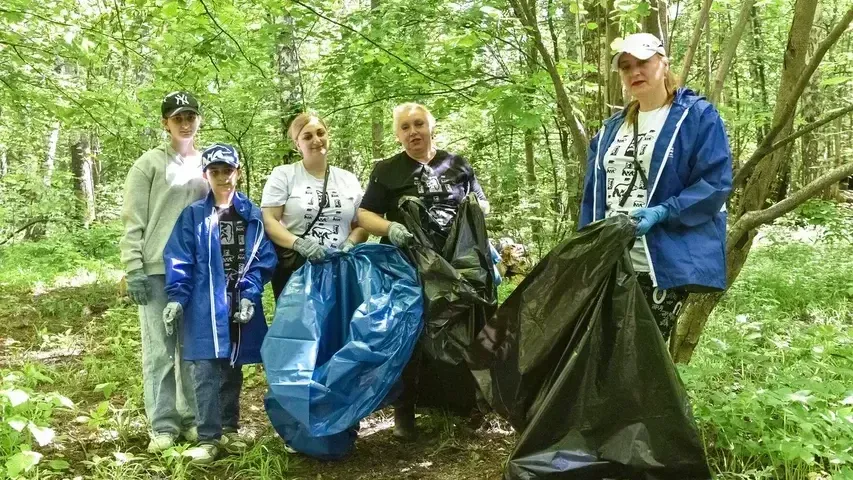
[790, 199, 853, 243]
[684, 242, 853, 479]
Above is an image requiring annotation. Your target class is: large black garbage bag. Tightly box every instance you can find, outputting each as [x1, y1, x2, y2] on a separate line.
[471, 216, 711, 479]
[396, 195, 497, 412]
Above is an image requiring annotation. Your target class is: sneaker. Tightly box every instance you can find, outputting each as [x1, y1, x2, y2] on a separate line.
[186, 442, 219, 465]
[393, 406, 417, 441]
[180, 426, 198, 442]
[147, 433, 176, 453]
[220, 432, 249, 454]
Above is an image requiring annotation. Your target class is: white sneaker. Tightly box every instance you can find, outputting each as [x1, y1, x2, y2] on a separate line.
[186, 443, 219, 464]
[147, 433, 176, 453]
[180, 426, 198, 442]
[220, 432, 249, 454]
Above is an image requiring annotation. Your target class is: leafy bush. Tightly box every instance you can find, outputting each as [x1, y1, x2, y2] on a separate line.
[684, 242, 853, 479]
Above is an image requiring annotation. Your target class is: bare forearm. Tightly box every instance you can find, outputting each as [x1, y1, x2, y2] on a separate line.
[346, 226, 369, 243]
[262, 208, 298, 249]
[357, 208, 392, 237]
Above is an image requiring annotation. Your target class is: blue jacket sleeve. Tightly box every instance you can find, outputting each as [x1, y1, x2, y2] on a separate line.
[164, 208, 196, 308]
[578, 131, 600, 230]
[661, 105, 733, 228]
[238, 221, 278, 304]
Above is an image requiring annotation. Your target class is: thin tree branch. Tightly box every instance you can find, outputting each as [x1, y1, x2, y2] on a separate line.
[0, 8, 146, 60]
[290, 0, 475, 101]
[728, 160, 853, 247]
[733, 5, 853, 188]
[197, 0, 269, 80]
[0, 218, 49, 246]
[9, 46, 119, 139]
[680, 0, 713, 85]
[733, 104, 853, 185]
[709, 0, 755, 104]
[322, 81, 488, 116]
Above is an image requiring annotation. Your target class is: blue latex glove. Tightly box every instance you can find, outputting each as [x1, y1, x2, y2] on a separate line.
[630, 206, 669, 237]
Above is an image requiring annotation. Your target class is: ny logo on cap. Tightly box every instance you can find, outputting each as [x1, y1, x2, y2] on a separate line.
[174, 93, 189, 106]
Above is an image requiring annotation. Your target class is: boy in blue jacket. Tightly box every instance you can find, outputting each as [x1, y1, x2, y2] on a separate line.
[163, 143, 277, 463]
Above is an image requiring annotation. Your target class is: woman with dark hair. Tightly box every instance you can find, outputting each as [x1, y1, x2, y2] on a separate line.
[579, 33, 733, 340]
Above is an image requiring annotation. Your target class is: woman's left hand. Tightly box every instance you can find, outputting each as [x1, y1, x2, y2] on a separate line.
[630, 206, 669, 236]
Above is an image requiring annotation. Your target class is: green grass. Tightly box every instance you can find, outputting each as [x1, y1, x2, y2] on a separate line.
[2, 219, 853, 479]
[684, 242, 853, 480]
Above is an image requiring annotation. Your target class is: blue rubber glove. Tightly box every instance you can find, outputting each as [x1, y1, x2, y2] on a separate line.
[630, 206, 669, 237]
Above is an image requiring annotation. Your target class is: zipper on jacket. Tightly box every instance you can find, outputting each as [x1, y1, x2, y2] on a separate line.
[593, 125, 606, 221]
[228, 216, 264, 366]
[208, 208, 221, 357]
[643, 107, 692, 287]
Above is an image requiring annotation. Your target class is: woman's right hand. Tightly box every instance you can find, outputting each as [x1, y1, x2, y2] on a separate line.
[293, 237, 327, 262]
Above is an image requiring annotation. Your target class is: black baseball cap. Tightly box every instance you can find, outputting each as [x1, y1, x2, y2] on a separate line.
[161, 91, 200, 118]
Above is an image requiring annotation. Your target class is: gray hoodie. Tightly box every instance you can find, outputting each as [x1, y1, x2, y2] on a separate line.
[119, 143, 208, 275]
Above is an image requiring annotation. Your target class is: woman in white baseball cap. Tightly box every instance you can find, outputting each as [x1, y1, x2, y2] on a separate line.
[579, 33, 733, 341]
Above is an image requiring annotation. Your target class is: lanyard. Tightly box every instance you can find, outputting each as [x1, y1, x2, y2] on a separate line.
[618, 115, 650, 208]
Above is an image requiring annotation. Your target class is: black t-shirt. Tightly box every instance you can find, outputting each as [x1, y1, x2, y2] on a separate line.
[360, 150, 487, 230]
[216, 205, 246, 314]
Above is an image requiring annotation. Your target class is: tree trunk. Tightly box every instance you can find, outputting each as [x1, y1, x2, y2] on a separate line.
[703, 16, 712, 95]
[605, 0, 623, 112]
[643, 0, 665, 40]
[710, 0, 755, 104]
[671, 0, 822, 362]
[70, 135, 96, 227]
[524, 129, 536, 194]
[0, 147, 6, 178]
[370, 0, 384, 161]
[507, 0, 588, 168]
[43, 121, 60, 187]
[276, 15, 303, 163]
[750, 7, 770, 143]
[680, 0, 713, 85]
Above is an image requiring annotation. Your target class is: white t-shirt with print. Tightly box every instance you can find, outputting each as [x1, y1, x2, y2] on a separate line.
[602, 105, 671, 272]
[261, 163, 363, 248]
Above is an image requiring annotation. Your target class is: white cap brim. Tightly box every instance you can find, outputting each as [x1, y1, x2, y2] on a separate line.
[611, 47, 660, 71]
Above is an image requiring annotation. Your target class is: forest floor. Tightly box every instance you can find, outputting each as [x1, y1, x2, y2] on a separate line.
[1, 206, 853, 479]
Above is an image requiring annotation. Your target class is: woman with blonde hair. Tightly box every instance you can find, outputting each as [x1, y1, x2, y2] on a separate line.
[261, 113, 368, 299]
[357, 102, 490, 440]
[579, 33, 733, 340]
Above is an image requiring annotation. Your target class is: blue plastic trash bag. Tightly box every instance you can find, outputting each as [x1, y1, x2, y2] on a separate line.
[262, 243, 423, 459]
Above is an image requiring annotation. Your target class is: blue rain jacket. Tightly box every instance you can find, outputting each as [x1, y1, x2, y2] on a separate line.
[579, 88, 732, 291]
[262, 244, 423, 458]
[164, 192, 277, 365]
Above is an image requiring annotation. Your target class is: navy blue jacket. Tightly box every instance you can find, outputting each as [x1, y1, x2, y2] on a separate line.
[579, 88, 732, 291]
[164, 192, 278, 364]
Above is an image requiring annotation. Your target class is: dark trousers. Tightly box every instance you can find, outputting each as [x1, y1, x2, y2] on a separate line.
[637, 273, 688, 341]
[394, 343, 422, 411]
[191, 359, 243, 442]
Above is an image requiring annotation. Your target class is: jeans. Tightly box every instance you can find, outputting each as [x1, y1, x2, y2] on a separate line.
[191, 359, 243, 442]
[140, 275, 197, 435]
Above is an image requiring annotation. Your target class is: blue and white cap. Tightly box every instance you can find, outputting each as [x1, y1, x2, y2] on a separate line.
[202, 143, 240, 171]
[611, 33, 667, 71]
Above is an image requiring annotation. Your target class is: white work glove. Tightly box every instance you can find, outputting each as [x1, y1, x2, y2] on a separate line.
[233, 298, 254, 324]
[162, 302, 182, 336]
[340, 239, 357, 253]
[293, 237, 327, 262]
[387, 222, 413, 247]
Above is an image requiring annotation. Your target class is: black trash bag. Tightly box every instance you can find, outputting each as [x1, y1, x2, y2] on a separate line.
[396, 194, 498, 412]
[470, 216, 711, 480]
